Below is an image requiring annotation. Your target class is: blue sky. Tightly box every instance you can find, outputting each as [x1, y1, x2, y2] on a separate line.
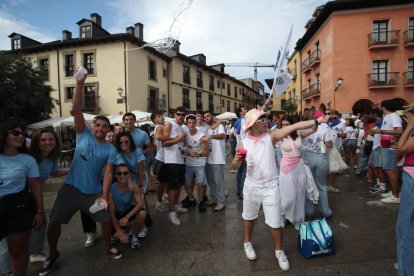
[0, 0, 326, 91]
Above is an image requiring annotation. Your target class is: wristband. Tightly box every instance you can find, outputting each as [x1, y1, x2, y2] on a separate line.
[125, 214, 130, 219]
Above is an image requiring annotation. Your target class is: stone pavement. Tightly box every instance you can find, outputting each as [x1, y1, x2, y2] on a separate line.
[27, 158, 398, 276]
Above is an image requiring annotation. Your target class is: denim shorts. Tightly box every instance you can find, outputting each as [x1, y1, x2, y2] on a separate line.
[380, 148, 397, 170]
[368, 147, 382, 167]
[185, 165, 207, 186]
[145, 153, 155, 168]
[344, 139, 357, 149]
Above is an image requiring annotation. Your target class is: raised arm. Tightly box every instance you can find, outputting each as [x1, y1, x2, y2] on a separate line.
[72, 72, 87, 134]
[272, 117, 325, 143]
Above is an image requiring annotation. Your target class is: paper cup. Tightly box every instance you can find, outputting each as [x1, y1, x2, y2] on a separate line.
[73, 66, 88, 80]
[237, 148, 247, 162]
[89, 199, 107, 214]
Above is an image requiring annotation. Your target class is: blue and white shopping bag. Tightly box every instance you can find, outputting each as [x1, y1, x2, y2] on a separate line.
[298, 218, 336, 259]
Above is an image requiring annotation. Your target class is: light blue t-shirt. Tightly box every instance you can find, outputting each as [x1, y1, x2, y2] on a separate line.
[38, 158, 58, 183]
[65, 127, 116, 194]
[130, 128, 150, 149]
[111, 183, 134, 216]
[114, 149, 145, 183]
[0, 153, 39, 196]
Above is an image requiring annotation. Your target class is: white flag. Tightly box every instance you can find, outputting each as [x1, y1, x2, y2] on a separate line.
[271, 25, 293, 96]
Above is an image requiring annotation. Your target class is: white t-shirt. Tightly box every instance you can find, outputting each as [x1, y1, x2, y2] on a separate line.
[184, 129, 206, 167]
[163, 121, 185, 164]
[328, 121, 345, 149]
[196, 122, 209, 136]
[345, 126, 358, 140]
[154, 125, 164, 162]
[302, 124, 333, 154]
[206, 124, 226, 164]
[381, 112, 402, 150]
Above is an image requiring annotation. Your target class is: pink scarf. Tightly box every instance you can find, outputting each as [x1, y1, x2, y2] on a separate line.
[280, 156, 301, 174]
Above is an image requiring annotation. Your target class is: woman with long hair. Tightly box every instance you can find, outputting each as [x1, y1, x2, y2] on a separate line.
[28, 129, 68, 263]
[0, 121, 44, 276]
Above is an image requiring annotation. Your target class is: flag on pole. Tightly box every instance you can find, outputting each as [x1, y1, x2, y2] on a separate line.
[271, 25, 293, 96]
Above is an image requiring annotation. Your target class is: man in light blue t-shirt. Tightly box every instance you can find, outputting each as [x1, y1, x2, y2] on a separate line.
[122, 113, 150, 151]
[40, 74, 121, 276]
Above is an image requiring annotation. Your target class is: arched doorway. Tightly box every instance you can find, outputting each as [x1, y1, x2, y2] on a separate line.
[352, 99, 374, 115]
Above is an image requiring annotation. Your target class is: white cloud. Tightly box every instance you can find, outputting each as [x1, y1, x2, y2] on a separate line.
[104, 0, 326, 88]
[0, 8, 56, 50]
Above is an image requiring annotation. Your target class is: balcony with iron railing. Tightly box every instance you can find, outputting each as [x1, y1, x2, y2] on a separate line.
[284, 98, 298, 110]
[302, 83, 321, 100]
[368, 72, 399, 89]
[404, 28, 414, 47]
[301, 58, 311, 73]
[368, 30, 400, 49]
[308, 49, 321, 68]
[403, 71, 414, 87]
[147, 98, 167, 112]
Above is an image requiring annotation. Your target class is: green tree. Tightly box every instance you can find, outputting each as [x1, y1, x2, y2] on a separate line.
[0, 52, 55, 124]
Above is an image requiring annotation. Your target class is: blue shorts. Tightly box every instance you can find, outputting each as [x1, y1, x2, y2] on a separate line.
[380, 148, 397, 170]
[344, 139, 357, 149]
[185, 165, 207, 186]
[144, 153, 155, 168]
[368, 147, 382, 167]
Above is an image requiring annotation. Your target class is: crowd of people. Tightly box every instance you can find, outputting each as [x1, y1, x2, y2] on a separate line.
[0, 71, 413, 275]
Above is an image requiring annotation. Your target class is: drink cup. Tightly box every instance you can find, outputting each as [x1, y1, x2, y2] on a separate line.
[73, 66, 88, 80]
[89, 199, 107, 214]
[380, 135, 392, 148]
[237, 148, 247, 162]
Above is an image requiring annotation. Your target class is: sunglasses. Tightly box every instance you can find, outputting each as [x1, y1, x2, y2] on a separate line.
[116, 171, 129, 176]
[8, 129, 24, 137]
[325, 112, 332, 115]
[119, 140, 129, 145]
[176, 113, 186, 117]
[255, 117, 267, 124]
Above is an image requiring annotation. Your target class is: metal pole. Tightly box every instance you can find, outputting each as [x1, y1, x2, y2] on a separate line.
[124, 97, 127, 113]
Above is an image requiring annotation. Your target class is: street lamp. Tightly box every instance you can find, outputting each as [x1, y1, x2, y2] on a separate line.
[117, 86, 127, 113]
[333, 77, 343, 112]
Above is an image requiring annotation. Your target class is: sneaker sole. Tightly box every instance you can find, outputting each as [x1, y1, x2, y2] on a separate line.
[109, 253, 123, 260]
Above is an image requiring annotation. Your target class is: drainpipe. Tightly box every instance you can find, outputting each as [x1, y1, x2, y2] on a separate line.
[56, 49, 62, 117]
[123, 41, 127, 112]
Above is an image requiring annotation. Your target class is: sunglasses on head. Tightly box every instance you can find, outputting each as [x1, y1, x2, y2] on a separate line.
[8, 129, 24, 137]
[116, 171, 129, 176]
[176, 113, 186, 117]
[255, 117, 267, 124]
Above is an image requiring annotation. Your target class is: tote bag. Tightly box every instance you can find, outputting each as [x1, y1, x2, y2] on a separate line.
[327, 147, 348, 173]
[298, 218, 336, 259]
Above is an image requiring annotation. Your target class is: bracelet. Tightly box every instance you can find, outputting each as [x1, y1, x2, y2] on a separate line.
[125, 214, 130, 219]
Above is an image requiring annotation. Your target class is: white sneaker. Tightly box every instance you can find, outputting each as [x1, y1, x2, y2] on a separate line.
[162, 193, 169, 204]
[175, 204, 188, 213]
[137, 225, 148, 238]
[169, 212, 181, 226]
[29, 253, 47, 263]
[381, 195, 400, 204]
[275, 250, 290, 271]
[244, 242, 257, 260]
[381, 191, 392, 198]
[156, 201, 169, 212]
[213, 203, 226, 212]
[84, 232, 97, 247]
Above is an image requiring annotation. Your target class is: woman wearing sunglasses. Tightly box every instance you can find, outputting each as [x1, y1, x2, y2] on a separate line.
[108, 164, 146, 249]
[114, 132, 145, 191]
[0, 121, 44, 276]
[27, 129, 68, 263]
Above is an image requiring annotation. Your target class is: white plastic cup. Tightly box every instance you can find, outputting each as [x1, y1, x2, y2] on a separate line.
[73, 66, 88, 80]
[89, 199, 107, 214]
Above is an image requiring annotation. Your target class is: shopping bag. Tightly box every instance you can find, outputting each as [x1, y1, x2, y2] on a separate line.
[327, 147, 348, 173]
[298, 218, 336, 259]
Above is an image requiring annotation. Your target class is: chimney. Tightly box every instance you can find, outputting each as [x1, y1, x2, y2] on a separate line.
[134, 23, 144, 40]
[172, 40, 181, 53]
[126, 26, 135, 35]
[90, 13, 102, 27]
[62, 30, 72, 41]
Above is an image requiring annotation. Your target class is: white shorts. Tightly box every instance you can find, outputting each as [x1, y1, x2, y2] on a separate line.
[242, 185, 284, 229]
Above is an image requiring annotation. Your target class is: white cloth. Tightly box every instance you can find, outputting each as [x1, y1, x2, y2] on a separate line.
[329, 121, 346, 149]
[184, 129, 206, 166]
[196, 122, 209, 136]
[302, 124, 333, 154]
[163, 121, 184, 164]
[381, 112, 402, 150]
[304, 164, 319, 203]
[206, 124, 226, 165]
[344, 126, 358, 140]
[242, 133, 279, 188]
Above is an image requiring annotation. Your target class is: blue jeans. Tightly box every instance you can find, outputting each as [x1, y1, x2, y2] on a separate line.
[275, 147, 282, 173]
[397, 171, 414, 276]
[29, 213, 47, 254]
[302, 150, 333, 218]
[236, 161, 246, 192]
[206, 164, 225, 204]
[0, 238, 11, 274]
[356, 146, 369, 175]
